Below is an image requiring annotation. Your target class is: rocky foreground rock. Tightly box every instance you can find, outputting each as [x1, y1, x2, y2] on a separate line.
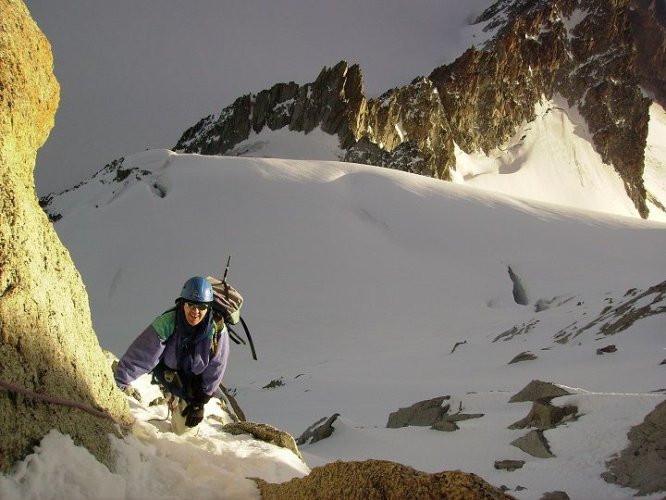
[255, 459, 515, 500]
[0, 0, 132, 471]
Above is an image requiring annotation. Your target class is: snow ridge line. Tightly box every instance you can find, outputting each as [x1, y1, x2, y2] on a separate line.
[556, 383, 666, 398]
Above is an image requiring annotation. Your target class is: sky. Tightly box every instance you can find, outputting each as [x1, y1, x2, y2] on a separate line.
[3, 107, 664, 497]
[24, 0, 495, 196]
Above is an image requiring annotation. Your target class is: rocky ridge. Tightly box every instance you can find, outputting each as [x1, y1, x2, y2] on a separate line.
[174, 0, 665, 219]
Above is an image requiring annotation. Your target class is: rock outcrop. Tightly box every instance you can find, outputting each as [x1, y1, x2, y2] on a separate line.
[554, 280, 666, 344]
[223, 421, 303, 461]
[430, 0, 655, 217]
[296, 413, 340, 445]
[509, 380, 572, 403]
[602, 399, 666, 495]
[255, 459, 515, 500]
[174, 0, 664, 219]
[630, 0, 666, 106]
[511, 429, 555, 458]
[386, 396, 484, 430]
[509, 401, 578, 430]
[0, 0, 132, 472]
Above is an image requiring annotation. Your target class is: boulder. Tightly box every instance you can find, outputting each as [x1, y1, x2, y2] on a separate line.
[387, 396, 451, 428]
[510, 430, 554, 459]
[387, 396, 483, 430]
[508, 352, 537, 364]
[494, 460, 525, 472]
[509, 401, 578, 430]
[0, 0, 132, 472]
[596, 344, 618, 355]
[296, 413, 340, 445]
[431, 420, 459, 432]
[254, 459, 515, 500]
[509, 380, 572, 403]
[538, 492, 570, 500]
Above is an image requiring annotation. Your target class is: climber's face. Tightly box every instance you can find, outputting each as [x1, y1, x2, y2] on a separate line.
[183, 301, 209, 326]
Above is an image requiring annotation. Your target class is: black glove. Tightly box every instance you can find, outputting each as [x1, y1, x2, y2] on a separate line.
[191, 386, 212, 407]
[181, 388, 212, 427]
[182, 403, 205, 427]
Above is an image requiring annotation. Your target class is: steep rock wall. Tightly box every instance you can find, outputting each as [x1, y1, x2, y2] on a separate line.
[0, 0, 132, 472]
[430, 0, 652, 217]
[630, 0, 666, 106]
[343, 77, 455, 180]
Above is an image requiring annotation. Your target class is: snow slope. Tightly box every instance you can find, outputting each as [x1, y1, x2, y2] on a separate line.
[8, 136, 665, 499]
[453, 97, 657, 219]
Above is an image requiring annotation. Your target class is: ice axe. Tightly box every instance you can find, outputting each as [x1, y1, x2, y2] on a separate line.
[221, 254, 257, 360]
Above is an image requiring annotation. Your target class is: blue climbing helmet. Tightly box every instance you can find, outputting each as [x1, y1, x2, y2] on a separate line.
[179, 276, 214, 303]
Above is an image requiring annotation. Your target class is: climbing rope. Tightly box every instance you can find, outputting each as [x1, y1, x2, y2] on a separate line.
[0, 378, 132, 430]
[147, 395, 176, 423]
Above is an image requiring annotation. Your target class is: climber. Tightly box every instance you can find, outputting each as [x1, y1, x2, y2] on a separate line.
[114, 276, 229, 434]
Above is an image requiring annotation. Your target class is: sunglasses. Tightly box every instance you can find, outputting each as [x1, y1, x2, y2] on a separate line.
[184, 301, 209, 311]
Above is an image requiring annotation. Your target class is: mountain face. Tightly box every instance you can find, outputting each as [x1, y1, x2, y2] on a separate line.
[174, 0, 665, 219]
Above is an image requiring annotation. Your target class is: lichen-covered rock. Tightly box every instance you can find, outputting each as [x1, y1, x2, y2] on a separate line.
[0, 0, 132, 472]
[255, 459, 515, 500]
[223, 421, 303, 461]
